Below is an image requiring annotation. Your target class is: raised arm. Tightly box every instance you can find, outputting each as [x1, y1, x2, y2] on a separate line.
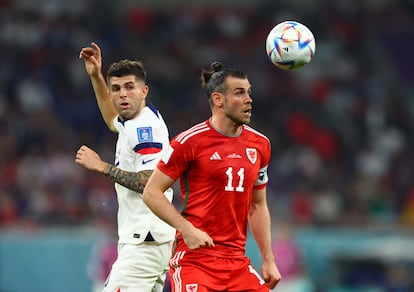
[249, 187, 282, 289]
[79, 42, 118, 132]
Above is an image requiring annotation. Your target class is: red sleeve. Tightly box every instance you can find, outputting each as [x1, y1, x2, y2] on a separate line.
[157, 138, 194, 180]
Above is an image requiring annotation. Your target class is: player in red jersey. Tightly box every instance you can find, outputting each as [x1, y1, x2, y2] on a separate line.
[143, 62, 282, 291]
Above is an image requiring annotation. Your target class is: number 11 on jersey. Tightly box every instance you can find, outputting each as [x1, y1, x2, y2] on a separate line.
[224, 167, 245, 192]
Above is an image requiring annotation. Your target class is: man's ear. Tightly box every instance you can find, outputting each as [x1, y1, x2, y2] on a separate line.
[211, 92, 223, 107]
[142, 84, 149, 97]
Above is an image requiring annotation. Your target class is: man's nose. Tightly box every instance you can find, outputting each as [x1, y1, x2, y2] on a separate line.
[119, 87, 127, 97]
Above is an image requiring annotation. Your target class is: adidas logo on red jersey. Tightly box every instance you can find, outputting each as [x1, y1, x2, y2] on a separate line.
[209, 152, 221, 160]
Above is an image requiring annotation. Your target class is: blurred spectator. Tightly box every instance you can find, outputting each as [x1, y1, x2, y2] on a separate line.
[87, 227, 117, 292]
[384, 262, 414, 292]
[272, 223, 314, 292]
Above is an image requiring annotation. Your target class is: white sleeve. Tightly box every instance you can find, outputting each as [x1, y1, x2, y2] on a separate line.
[254, 165, 269, 186]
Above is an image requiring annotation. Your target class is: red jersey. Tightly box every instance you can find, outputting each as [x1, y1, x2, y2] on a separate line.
[158, 119, 271, 258]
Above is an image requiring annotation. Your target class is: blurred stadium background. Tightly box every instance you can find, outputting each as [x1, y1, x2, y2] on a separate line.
[1, 0, 414, 291]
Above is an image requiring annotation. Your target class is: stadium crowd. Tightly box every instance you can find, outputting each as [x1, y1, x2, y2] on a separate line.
[1, 0, 414, 231]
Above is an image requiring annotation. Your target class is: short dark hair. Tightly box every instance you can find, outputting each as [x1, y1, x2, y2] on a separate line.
[200, 61, 247, 98]
[106, 59, 147, 83]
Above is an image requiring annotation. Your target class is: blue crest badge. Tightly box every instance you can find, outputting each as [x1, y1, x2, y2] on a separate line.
[137, 127, 153, 142]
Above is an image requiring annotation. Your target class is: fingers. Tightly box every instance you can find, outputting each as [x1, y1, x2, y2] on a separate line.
[75, 151, 83, 164]
[267, 277, 280, 289]
[196, 232, 214, 248]
[205, 236, 215, 247]
[79, 42, 99, 59]
[75, 145, 89, 162]
[79, 47, 95, 59]
[79, 145, 90, 151]
[77, 145, 90, 153]
[263, 269, 282, 289]
[90, 42, 101, 54]
[196, 238, 214, 249]
[186, 234, 215, 250]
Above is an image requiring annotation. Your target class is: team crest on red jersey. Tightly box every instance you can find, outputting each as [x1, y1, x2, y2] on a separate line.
[246, 148, 257, 164]
[186, 284, 198, 292]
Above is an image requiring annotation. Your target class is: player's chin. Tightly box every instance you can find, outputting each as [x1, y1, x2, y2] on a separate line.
[241, 116, 251, 125]
[118, 110, 134, 120]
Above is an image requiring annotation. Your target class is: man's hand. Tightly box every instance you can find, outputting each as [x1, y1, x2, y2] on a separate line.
[262, 259, 282, 289]
[180, 222, 215, 250]
[79, 42, 102, 78]
[75, 145, 109, 174]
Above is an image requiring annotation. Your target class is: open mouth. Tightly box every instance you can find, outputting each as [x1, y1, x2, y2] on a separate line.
[120, 101, 129, 109]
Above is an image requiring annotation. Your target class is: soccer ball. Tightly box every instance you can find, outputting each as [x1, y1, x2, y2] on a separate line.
[266, 20, 316, 70]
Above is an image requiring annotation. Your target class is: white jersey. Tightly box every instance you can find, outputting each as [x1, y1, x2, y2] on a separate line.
[112, 103, 175, 245]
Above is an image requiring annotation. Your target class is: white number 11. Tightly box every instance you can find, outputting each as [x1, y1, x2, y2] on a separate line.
[224, 167, 245, 192]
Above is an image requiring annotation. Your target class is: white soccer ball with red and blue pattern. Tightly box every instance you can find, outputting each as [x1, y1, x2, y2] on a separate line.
[266, 20, 316, 70]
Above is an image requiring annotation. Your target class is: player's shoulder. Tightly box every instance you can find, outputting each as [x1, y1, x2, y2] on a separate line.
[123, 104, 164, 128]
[173, 121, 211, 145]
[145, 103, 162, 119]
[242, 125, 270, 142]
[140, 103, 164, 122]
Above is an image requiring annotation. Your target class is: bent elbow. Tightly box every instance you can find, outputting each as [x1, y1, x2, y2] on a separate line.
[142, 187, 150, 205]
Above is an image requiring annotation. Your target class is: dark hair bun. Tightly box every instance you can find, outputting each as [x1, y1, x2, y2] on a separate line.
[211, 62, 224, 72]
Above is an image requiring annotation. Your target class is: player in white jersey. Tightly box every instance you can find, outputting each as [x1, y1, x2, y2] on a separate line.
[76, 42, 175, 292]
